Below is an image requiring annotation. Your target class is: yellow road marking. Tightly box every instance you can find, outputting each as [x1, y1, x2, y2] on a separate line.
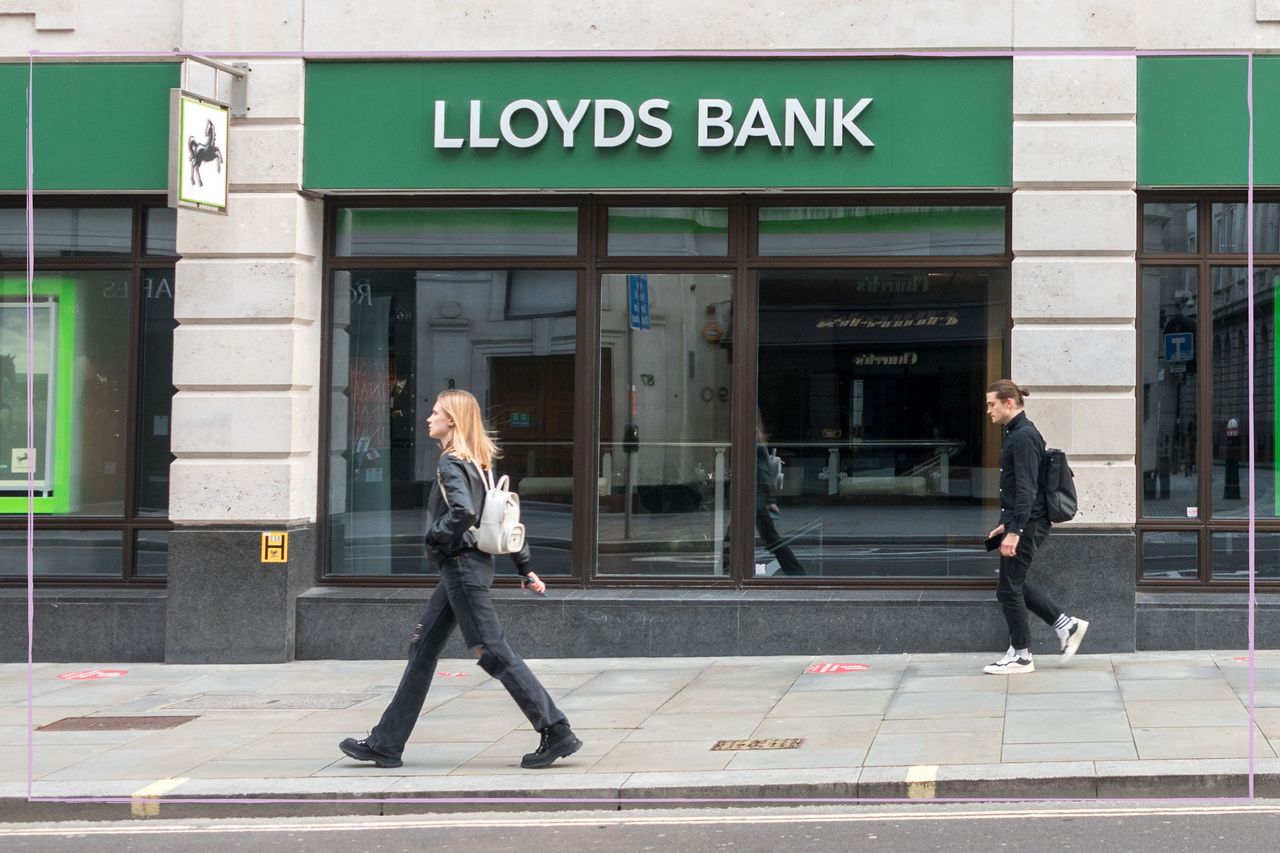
[130, 778, 188, 818]
[905, 764, 938, 799]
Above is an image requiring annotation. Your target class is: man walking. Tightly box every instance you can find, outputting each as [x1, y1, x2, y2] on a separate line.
[983, 379, 1089, 675]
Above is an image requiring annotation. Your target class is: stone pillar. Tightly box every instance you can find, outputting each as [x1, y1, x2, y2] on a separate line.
[164, 31, 321, 662]
[1010, 2, 1139, 648]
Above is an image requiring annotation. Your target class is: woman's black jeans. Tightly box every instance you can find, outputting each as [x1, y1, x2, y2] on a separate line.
[366, 552, 566, 759]
[755, 507, 806, 575]
[995, 519, 1061, 650]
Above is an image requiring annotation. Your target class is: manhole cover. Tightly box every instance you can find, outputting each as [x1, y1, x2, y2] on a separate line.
[163, 694, 377, 710]
[38, 716, 197, 732]
[711, 738, 805, 751]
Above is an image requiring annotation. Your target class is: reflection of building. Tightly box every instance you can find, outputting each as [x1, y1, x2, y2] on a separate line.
[4, 3, 1280, 663]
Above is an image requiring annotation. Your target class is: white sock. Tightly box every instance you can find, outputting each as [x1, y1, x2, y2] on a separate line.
[1052, 614, 1075, 633]
[1016, 648, 1031, 659]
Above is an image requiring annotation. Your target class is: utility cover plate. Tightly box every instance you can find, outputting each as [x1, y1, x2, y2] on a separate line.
[38, 716, 198, 732]
[711, 738, 805, 751]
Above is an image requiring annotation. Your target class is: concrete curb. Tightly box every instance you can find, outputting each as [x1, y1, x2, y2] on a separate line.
[4, 760, 1280, 822]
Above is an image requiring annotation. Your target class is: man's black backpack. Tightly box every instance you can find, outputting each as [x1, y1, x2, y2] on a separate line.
[1041, 448, 1078, 523]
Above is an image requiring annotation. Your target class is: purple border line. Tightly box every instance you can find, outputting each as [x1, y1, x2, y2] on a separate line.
[19, 795, 1277, 807]
[22, 48, 1262, 60]
[24, 54, 35, 806]
[22, 46, 1263, 809]
[1247, 52, 1258, 802]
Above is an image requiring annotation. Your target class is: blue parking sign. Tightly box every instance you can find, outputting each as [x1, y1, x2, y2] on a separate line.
[627, 273, 650, 331]
[1164, 332, 1193, 362]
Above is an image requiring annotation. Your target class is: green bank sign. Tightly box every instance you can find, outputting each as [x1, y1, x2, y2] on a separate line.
[304, 59, 1012, 191]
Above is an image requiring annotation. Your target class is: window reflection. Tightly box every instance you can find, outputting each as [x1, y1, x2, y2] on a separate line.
[1210, 202, 1280, 255]
[608, 207, 729, 256]
[0, 208, 132, 257]
[1212, 531, 1280, 580]
[758, 206, 1005, 256]
[0, 529, 123, 577]
[327, 269, 577, 576]
[755, 269, 1004, 579]
[334, 208, 578, 257]
[1142, 202, 1197, 253]
[0, 271, 130, 517]
[1141, 530, 1198, 580]
[596, 273, 733, 576]
[1140, 267, 1199, 518]
[1209, 266, 1278, 519]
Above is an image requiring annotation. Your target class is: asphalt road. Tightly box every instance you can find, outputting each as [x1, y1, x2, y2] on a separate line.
[2, 802, 1279, 852]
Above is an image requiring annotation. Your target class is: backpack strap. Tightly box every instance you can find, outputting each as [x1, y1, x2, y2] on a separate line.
[472, 460, 497, 491]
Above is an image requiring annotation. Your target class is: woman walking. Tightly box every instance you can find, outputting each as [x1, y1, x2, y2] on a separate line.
[339, 389, 582, 769]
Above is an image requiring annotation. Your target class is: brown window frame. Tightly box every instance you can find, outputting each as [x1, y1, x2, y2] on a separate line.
[319, 193, 1013, 591]
[1137, 191, 1280, 589]
[0, 196, 176, 587]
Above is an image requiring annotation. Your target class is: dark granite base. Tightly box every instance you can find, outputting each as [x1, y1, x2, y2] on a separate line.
[1137, 592, 1280, 650]
[0, 589, 166, 663]
[164, 524, 315, 664]
[297, 532, 1139, 659]
[32, 530, 1276, 662]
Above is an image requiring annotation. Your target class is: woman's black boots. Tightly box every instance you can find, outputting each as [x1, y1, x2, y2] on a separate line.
[521, 720, 583, 769]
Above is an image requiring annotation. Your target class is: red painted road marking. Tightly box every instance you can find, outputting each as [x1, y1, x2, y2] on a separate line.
[57, 669, 128, 681]
[436, 671, 468, 678]
[1233, 656, 1252, 663]
[806, 663, 870, 674]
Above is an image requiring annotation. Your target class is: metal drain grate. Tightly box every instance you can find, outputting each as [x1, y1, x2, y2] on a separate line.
[38, 716, 198, 732]
[711, 738, 805, 751]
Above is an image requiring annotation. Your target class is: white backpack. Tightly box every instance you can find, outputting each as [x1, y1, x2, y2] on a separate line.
[470, 462, 526, 555]
[437, 461, 526, 555]
[766, 448, 785, 493]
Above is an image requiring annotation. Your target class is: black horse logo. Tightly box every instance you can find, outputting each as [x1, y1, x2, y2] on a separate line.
[188, 119, 224, 187]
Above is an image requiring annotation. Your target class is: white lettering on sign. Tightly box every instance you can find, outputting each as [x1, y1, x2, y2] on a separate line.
[500, 99, 549, 148]
[834, 98, 875, 147]
[698, 99, 734, 147]
[785, 99, 825, 147]
[433, 97, 875, 151]
[433, 100, 464, 149]
[594, 99, 634, 148]
[637, 99, 673, 148]
[549, 99, 591, 147]
[469, 99, 500, 148]
[734, 99, 782, 147]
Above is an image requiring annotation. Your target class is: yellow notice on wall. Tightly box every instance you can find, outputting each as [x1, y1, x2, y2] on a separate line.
[260, 532, 288, 563]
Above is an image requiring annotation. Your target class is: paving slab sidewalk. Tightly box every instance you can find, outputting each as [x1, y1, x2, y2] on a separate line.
[2, 650, 1280, 820]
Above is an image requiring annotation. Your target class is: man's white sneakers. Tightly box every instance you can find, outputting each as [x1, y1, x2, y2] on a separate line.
[1060, 618, 1090, 662]
[983, 646, 1036, 675]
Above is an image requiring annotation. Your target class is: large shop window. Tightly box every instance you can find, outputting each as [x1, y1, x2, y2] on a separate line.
[0, 204, 176, 582]
[1139, 198, 1280, 585]
[327, 267, 577, 577]
[323, 200, 1009, 585]
[596, 272, 733, 577]
[755, 269, 1006, 579]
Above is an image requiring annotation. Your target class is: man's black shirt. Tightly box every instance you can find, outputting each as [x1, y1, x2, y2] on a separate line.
[999, 411, 1048, 536]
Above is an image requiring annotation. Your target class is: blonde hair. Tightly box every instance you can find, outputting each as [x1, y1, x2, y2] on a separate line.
[436, 389, 501, 470]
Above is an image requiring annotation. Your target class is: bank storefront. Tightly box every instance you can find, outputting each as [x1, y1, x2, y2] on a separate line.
[5, 49, 1280, 663]
[308, 59, 1016, 593]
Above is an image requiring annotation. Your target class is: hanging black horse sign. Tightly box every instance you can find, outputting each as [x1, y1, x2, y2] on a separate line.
[170, 90, 230, 212]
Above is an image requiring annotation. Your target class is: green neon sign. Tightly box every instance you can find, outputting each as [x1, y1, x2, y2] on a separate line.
[0, 277, 76, 515]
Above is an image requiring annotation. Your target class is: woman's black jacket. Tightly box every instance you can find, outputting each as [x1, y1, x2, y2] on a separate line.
[424, 453, 532, 576]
